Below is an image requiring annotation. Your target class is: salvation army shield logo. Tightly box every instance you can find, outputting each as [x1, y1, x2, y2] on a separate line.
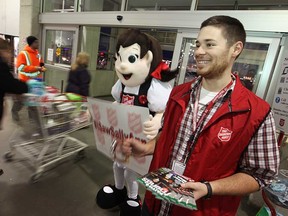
[217, 127, 232, 142]
[107, 108, 118, 127]
[279, 119, 285, 127]
[128, 113, 142, 134]
[122, 94, 135, 105]
[92, 104, 101, 121]
[96, 129, 105, 145]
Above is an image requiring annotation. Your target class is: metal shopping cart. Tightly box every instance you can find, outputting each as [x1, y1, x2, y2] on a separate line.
[4, 93, 91, 183]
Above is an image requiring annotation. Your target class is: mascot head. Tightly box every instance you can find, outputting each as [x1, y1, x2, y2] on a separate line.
[115, 29, 177, 87]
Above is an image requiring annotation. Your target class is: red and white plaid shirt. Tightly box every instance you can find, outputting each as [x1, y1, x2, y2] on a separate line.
[158, 76, 279, 216]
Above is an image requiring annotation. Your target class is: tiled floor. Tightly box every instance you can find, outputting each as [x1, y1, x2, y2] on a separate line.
[0, 97, 287, 216]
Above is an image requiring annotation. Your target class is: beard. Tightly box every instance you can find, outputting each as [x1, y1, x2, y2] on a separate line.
[197, 55, 229, 79]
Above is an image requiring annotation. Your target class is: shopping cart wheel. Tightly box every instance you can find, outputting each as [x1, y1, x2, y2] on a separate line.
[74, 150, 86, 162]
[3, 152, 14, 162]
[30, 172, 42, 184]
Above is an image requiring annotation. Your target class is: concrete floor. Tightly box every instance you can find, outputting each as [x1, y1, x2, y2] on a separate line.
[0, 97, 287, 216]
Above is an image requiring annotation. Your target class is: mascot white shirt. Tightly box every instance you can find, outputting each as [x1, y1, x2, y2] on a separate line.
[112, 78, 171, 113]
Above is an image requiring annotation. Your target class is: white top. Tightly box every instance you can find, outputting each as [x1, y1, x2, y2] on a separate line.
[111, 78, 172, 112]
[199, 86, 218, 105]
[190, 86, 218, 121]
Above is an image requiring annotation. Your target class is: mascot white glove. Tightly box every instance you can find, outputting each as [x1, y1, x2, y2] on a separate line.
[143, 112, 163, 140]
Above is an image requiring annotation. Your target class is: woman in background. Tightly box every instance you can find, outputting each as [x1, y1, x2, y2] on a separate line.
[0, 38, 28, 130]
[66, 52, 91, 96]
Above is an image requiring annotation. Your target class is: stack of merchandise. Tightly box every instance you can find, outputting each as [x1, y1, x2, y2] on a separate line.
[138, 167, 197, 210]
[25, 79, 45, 106]
[39, 93, 90, 135]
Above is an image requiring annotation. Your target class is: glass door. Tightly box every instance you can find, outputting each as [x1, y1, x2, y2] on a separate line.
[171, 32, 198, 85]
[42, 25, 79, 68]
[171, 31, 281, 99]
[235, 36, 281, 99]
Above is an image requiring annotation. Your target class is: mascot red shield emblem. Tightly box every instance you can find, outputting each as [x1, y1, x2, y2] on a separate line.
[122, 94, 135, 105]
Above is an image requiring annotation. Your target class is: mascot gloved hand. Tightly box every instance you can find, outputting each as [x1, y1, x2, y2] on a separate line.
[96, 29, 178, 216]
[143, 113, 163, 140]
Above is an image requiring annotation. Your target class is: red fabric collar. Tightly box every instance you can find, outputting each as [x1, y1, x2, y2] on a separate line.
[150, 61, 169, 80]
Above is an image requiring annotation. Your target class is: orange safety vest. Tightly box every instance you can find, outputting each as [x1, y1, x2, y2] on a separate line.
[17, 45, 44, 82]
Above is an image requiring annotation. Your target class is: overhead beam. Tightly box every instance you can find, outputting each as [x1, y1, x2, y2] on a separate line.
[39, 10, 288, 33]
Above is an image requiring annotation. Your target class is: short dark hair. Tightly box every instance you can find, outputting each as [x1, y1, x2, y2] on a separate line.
[201, 15, 246, 47]
[26, 36, 38, 46]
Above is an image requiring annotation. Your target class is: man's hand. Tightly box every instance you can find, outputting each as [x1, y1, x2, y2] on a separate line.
[143, 113, 163, 140]
[37, 66, 46, 72]
[120, 138, 147, 157]
[181, 181, 209, 201]
[40, 66, 46, 72]
[181, 173, 261, 201]
[120, 137, 156, 157]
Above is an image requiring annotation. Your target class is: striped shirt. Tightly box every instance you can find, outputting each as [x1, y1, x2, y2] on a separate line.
[158, 76, 279, 216]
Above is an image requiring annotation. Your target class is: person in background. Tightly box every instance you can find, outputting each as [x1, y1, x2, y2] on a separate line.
[11, 36, 45, 121]
[0, 38, 28, 129]
[0, 38, 28, 176]
[65, 52, 91, 96]
[121, 15, 280, 216]
[17, 36, 45, 82]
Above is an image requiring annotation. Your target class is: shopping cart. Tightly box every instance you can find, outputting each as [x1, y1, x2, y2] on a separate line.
[4, 94, 91, 183]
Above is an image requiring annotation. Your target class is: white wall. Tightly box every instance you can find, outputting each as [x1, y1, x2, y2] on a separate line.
[0, 0, 20, 36]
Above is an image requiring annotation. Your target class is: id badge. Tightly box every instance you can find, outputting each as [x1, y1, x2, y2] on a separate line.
[172, 160, 186, 175]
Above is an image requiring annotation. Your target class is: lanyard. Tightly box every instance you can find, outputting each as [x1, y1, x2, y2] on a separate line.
[174, 79, 234, 165]
[192, 80, 233, 133]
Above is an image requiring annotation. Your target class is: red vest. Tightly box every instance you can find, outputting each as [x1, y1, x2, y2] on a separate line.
[145, 77, 270, 216]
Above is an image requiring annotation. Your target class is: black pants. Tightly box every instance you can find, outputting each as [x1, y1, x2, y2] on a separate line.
[11, 100, 23, 113]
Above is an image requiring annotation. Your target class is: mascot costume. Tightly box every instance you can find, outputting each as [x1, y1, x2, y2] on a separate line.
[96, 29, 178, 216]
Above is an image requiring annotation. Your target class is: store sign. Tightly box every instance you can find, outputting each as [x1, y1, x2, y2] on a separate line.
[87, 98, 152, 175]
[272, 53, 288, 133]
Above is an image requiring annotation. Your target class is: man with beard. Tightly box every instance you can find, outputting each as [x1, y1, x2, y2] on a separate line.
[120, 15, 280, 216]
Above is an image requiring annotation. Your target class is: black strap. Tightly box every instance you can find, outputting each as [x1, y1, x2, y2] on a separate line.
[201, 181, 212, 199]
